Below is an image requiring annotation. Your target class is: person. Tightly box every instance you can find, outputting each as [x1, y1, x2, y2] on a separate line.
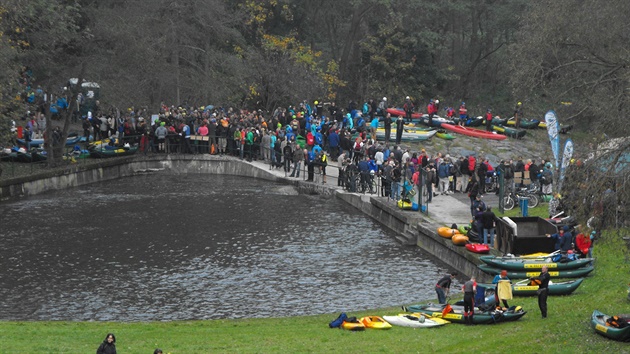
[154, 349, 163, 354]
[425, 162, 436, 203]
[492, 270, 512, 308]
[395, 116, 404, 144]
[283, 140, 293, 176]
[481, 207, 498, 247]
[437, 158, 451, 194]
[427, 99, 436, 126]
[383, 112, 392, 143]
[369, 115, 379, 142]
[403, 96, 414, 123]
[23, 125, 32, 151]
[466, 176, 480, 216]
[462, 276, 476, 325]
[514, 101, 523, 129]
[318, 150, 328, 184]
[485, 108, 493, 132]
[531, 265, 551, 318]
[96, 333, 116, 354]
[337, 151, 347, 187]
[306, 148, 315, 181]
[573, 225, 589, 256]
[155, 122, 168, 153]
[546, 226, 572, 252]
[458, 102, 467, 126]
[435, 273, 456, 304]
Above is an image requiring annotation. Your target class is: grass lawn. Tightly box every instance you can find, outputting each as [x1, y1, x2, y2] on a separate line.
[1, 231, 629, 353]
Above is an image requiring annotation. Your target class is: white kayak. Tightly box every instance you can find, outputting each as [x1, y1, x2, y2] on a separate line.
[382, 313, 448, 328]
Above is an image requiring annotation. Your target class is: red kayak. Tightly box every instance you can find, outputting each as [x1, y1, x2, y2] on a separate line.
[465, 243, 490, 254]
[387, 108, 423, 119]
[440, 123, 507, 140]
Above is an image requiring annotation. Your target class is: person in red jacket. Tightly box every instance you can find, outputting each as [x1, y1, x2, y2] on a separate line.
[485, 108, 493, 132]
[458, 102, 468, 126]
[468, 155, 476, 175]
[427, 99, 436, 126]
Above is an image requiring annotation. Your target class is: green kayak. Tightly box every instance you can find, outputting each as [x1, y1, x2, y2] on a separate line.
[478, 278, 584, 296]
[492, 125, 526, 138]
[479, 255, 593, 271]
[506, 117, 540, 129]
[591, 310, 630, 342]
[435, 129, 455, 140]
[404, 303, 526, 325]
[478, 264, 594, 278]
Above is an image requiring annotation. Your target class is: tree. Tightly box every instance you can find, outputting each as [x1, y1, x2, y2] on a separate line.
[509, 0, 630, 134]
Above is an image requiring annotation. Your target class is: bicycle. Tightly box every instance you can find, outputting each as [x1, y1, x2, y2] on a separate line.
[502, 189, 539, 211]
[359, 170, 377, 194]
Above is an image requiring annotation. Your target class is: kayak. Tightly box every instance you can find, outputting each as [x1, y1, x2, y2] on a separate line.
[479, 255, 593, 270]
[382, 313, 448, 328]
[404, 303, 526, 325]
[89, 146, 139, 158]
[452, 234, 469, 245]
[478, 264, 594, 278]
[376, 128, 436, 141]
[437, 227, 460, 238]
[492, 117, 508, 126]
[387, 108, 423, 120]
[519, 252, 557, 259]
[478, 278, 584, 296]
[458, 225, 471, 235]
[360, 316, 392, 330]
[492, 125, 526, 139]
[440, 123, 507, 141]
[466, 243, 490, 254]
[341, 320, 365, 331]
[17, 132, 81, 147]
[506, 118, 540, 129]
[420, 115, 456, 127]
[463, 116, 484, 127]
[435, 129, 455, 140]
[591, 310, 630, 341]
[398, 199, 413, 210]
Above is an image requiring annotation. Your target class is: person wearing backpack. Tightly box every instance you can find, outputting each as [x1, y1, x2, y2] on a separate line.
[282, 139, 293, 175]
[541, 163, 553, 195]
[437, 159, 451, 195]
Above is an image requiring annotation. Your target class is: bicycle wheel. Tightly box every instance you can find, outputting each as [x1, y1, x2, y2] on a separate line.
[526, 193, 539, 208]
[369, 179, 377, 194]
[503, 195, 515, 210]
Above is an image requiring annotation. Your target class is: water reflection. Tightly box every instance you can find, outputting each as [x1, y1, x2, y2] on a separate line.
[0, 173, 456, 321]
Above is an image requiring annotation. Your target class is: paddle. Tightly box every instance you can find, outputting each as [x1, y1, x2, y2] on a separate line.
[441, 296, 453, 317]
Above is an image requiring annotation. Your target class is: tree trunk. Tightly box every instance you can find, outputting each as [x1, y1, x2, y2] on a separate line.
[47, 62, 87, 167]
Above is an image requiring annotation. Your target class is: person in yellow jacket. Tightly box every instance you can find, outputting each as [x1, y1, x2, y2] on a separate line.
[492, 270, 512, 308]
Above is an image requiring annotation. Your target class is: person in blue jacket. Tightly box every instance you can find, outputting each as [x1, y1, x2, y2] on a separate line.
[328, 129, 339, 159]
[546, 226, 573, 252]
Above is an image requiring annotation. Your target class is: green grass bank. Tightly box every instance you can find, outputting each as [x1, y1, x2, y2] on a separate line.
[1, 229, 628, 353]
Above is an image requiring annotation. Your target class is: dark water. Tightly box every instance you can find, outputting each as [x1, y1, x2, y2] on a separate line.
[0, 174, 456, 321]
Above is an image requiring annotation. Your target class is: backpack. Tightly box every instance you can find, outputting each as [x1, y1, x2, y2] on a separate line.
[541, 170, 552, 185]
[329, 313, 347, 328]
[448, 164, 456, 175]
[607, 316, 629, 328]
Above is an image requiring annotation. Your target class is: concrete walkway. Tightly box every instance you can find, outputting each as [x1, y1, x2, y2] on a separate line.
[242, 156, 501, 231]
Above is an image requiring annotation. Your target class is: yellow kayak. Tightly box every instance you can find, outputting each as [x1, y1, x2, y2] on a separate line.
[360, 316, 392, 330]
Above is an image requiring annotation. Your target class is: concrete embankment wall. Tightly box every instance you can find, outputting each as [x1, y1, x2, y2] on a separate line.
[0, 155, 488, 280]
